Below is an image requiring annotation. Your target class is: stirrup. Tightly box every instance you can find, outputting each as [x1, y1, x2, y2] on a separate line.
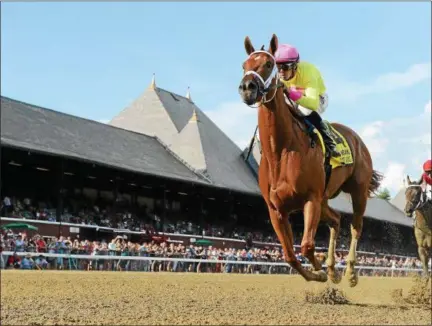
[324, 139, 341, 158]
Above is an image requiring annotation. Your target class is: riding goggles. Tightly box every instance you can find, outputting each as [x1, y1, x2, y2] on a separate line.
[277, 62, 297, 71]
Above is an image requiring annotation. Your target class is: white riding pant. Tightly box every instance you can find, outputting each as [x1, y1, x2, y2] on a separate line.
[425, 184, 432, 201]
[297, 93, 328, 116]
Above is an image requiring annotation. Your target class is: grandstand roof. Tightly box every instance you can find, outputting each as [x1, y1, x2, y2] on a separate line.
[390, 187, 406, 212]
[0, 96, 209, 186]
[242, 133, 261, 178]
[329, 193, 412, 227]
[109, 77, 260, 195]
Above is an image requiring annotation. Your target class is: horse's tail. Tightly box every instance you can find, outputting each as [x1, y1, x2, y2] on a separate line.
[368, 170, 384, 197]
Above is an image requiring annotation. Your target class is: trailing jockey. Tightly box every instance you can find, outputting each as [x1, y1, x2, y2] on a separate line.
[421, 159, 432, 202]
[274, 44, 341, 158]
[409, 159, 432, 225]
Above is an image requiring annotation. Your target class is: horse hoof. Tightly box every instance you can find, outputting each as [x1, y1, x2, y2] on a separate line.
[325, 264, 341, 284]
[313, 270, 328, 283]
[346, 271, 358, 288]
[329, 271, 342, 284]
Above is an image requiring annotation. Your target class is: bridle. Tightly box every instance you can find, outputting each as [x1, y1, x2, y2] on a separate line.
[240, 50, 284, 108]
[405, 184, 427, 213]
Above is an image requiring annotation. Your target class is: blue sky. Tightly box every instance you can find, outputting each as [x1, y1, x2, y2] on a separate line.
[2, 2, 431, 195]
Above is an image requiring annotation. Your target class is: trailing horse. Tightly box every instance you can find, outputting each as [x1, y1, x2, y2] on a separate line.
[404, 175, 432, 278]
[238, 34, 383, 287]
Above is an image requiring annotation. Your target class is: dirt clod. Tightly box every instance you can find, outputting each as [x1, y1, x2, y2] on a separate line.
[391, 276, 431, 308]
[404, 276, 431, 306]
[304, 286, 350, 305]
[390, 288, 405, 304]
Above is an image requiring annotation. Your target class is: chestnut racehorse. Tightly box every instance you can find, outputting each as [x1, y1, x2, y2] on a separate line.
[238, 34, 382, 287]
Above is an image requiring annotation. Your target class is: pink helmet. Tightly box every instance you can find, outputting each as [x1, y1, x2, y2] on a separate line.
[274, 44, 300, 64]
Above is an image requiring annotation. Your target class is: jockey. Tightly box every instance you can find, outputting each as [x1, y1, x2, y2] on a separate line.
[274, 44, 341, 158]
[421, 159, 432, 201]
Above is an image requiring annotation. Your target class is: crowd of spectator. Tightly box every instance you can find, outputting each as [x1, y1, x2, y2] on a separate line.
[1, 193, 426, 276]
[1, 231, 429, 278]
[1, 194, 418, 256]
[1, 195, 278, 242]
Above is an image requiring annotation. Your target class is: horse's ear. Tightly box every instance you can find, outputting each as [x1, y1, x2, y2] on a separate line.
[407, 175, 422, 185]
[406, 175, 412, 185]
[244, 36, 255, 55]
[268, 34, 279, 55]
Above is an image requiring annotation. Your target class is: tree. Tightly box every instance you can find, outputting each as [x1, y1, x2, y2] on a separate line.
[376, 188, 391, 201]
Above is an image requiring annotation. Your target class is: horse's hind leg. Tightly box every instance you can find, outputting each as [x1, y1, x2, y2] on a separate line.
[345, 187, 368, 288]
[321, 202, 342, 284]
[426, 247, 431, 279]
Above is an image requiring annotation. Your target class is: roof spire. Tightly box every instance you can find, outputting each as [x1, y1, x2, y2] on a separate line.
[189, 108, 199, 123]
[186, 86, 192, 101]
[150, 73, 156, 89]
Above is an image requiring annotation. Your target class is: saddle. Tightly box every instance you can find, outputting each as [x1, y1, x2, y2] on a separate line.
[287, 103, 354, 192]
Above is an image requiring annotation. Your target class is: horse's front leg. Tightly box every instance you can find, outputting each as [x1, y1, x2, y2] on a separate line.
[415, 227, 431, 278]
[267, 206, 327, 282]
[418, 245, 430, 278]
[301, 199, 324, 272]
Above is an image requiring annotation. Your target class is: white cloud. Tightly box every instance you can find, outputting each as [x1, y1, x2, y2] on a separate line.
[401, 133, 431, 146]
[425, 100, 431, 114]
[205, 101, 256, 149]
[380, 162, 406, 193]
[98, 119, 110, 124]
[370, 63, 431, 93]
[330, 62, 431, 103]
[360, 121, 383, 138]
[359, 121, 389, 157]
[358, 100, 431, 195]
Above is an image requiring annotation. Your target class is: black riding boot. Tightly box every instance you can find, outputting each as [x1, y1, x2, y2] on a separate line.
[305, 111, 341, 158]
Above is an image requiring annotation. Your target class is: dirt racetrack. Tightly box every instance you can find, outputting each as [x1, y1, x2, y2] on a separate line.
[1, 270, 431, 325]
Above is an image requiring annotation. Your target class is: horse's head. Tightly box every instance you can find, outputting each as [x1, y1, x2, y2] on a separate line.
[238, 34, 280, 106]
[404, 175, 425, 217]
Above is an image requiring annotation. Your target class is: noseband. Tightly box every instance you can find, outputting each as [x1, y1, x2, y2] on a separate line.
[240, 50, 283, 108]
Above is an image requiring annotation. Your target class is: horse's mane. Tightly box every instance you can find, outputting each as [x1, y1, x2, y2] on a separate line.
[275, 88, 308, 133]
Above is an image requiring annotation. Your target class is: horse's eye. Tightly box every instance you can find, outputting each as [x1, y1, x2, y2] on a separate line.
[266, 61, 272, 68]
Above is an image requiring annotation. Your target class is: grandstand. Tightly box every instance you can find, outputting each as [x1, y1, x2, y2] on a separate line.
[0, 76, 417, 255]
